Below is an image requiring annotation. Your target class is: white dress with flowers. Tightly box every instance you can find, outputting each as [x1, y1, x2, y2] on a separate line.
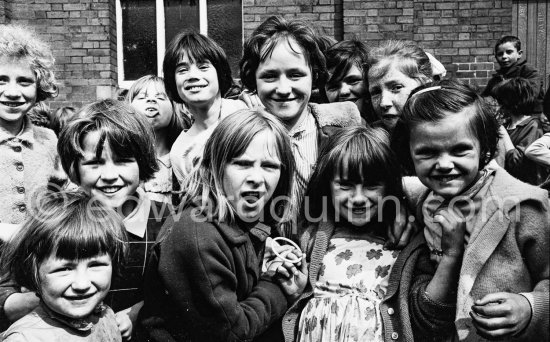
[297, 229, 399, 342]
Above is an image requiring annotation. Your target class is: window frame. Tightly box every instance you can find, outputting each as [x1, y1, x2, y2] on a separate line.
[115, 0, 208, 88]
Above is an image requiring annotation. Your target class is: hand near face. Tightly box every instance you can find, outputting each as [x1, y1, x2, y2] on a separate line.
[433, 207, 466, 258]
[470, 292, 532, 340]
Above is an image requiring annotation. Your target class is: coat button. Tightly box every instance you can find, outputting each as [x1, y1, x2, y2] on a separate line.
[13, 146, 22, 152]
[16, 163, 24, 171]
[387, 307, 395, 315]
[391, 332, 399, 340]
[19, 204, 26, 212]
[17, 186, 25, 194]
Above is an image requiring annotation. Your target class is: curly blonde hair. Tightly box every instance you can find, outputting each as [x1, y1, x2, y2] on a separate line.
[0, 24, 58, 101]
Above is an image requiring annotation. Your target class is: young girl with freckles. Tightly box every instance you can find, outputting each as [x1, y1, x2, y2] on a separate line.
[127, 75, 185, 203]
[0, 191, 126, 341]
[393, 79, 549, 341]
[138, 109, 304, 342]
[283, 126, 458, 342]
[166, 32, 247, 183]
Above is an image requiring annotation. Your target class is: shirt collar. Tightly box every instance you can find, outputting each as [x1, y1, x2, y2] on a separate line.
[289, 109, 315, 137]
[0, 116, 35, 145]
[40, 300, 107, 332]
[123, 187, 151, 238]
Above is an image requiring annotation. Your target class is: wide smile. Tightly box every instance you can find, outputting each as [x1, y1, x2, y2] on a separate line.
[184, 84, 207, 91]
[272, 98, 297, 103]
[0, 101, 25, 108]
[430, 174, 461, 183]
[64, 292, 96, 303]
[96, 186, 124, 195]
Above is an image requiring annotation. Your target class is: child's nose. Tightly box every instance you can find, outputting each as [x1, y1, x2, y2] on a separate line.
[71, 271, 92, 292]
[275, 77, 292, 96]
[245, 168, 263, 186]
[379, 90, 392, 109]
[3, 81, 22, 98]
[436, 155, 454, 170]
[339, 84, 351, 98]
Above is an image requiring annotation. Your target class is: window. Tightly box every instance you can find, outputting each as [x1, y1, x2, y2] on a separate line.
[116, 0, 243, 88]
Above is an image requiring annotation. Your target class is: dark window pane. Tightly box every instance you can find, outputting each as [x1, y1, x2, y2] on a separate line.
[121, 0, 157, 81]
[207, 0, 242, 77]
[164, 0, 200, 55]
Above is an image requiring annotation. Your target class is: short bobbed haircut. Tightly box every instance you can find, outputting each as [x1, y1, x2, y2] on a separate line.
[0, 24, 58, 101]
[494, 35, 521, 54]
[367, 40, 432, 86]
[163, 32, 233, 103]
[320, 39, 370, 101]
[126, 74, 185, 148]
[304, 125, 403, 229]
[58, 99, 159, 184]
[0, 190, 126, 293]
[240, 15, 328, 92]
[492, 77, 537, 116]
[181, 108, 295, 225]
[392, 79, 500, 174]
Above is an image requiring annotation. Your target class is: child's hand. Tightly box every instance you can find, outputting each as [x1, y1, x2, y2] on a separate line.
[434, 207, 466, 258]
[386, 203, 418, 249]
[274, 253, 308, 302]
[116, 301, 144, 340]
[238, 89, 263, 108]
[115, 311, 133, 340]
[470, 292, 532, 339]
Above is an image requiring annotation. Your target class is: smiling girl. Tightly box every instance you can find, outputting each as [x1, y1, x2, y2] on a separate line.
[0, 191, 126, 341]
[166, 32, 247, 183]
[393, 79, 549, 341]
[127, 75, 185, 203]
[0, 24, 58, 228]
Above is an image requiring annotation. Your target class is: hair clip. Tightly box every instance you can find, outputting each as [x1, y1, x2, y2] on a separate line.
[411, 85, 442, 98]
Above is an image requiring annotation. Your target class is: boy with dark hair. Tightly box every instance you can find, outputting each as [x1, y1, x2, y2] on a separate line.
[483, 35, 546, 116]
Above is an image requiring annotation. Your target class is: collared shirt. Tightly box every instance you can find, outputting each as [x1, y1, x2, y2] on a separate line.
[0, 117, 57, 224]
[284, 111, 318, 237]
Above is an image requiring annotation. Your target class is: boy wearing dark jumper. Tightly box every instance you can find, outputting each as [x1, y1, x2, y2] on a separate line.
[483, 36, 545, 117]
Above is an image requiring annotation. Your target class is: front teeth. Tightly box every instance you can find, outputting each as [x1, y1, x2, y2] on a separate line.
[100, 187, 121, 194]
[187, 85, 206, 91]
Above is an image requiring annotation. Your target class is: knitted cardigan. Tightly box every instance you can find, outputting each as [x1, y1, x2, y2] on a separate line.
[282, 219, 457, 342]
[405, 167, 550, 342]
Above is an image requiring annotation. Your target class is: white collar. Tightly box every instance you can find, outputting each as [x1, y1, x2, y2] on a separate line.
[123, 187, 151, 238]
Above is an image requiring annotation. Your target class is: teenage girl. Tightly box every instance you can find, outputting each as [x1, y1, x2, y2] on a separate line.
[393, 79, 549, 341]
[0, 24, 58, 230]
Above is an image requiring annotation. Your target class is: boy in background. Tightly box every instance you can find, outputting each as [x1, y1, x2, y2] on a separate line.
[483, 36, 546, 125]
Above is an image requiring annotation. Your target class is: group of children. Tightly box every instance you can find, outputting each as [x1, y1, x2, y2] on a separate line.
[0, 14, 548, 342]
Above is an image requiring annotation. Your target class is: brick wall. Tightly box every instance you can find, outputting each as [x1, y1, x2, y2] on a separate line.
[5, 0, 515, 110]
[5, 0, 117, 110]
[339, 0, 513, 88]
[243, 0, 344, 40]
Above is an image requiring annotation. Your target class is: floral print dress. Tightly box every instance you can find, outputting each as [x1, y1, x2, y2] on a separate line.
[297, 227, 399, 342]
